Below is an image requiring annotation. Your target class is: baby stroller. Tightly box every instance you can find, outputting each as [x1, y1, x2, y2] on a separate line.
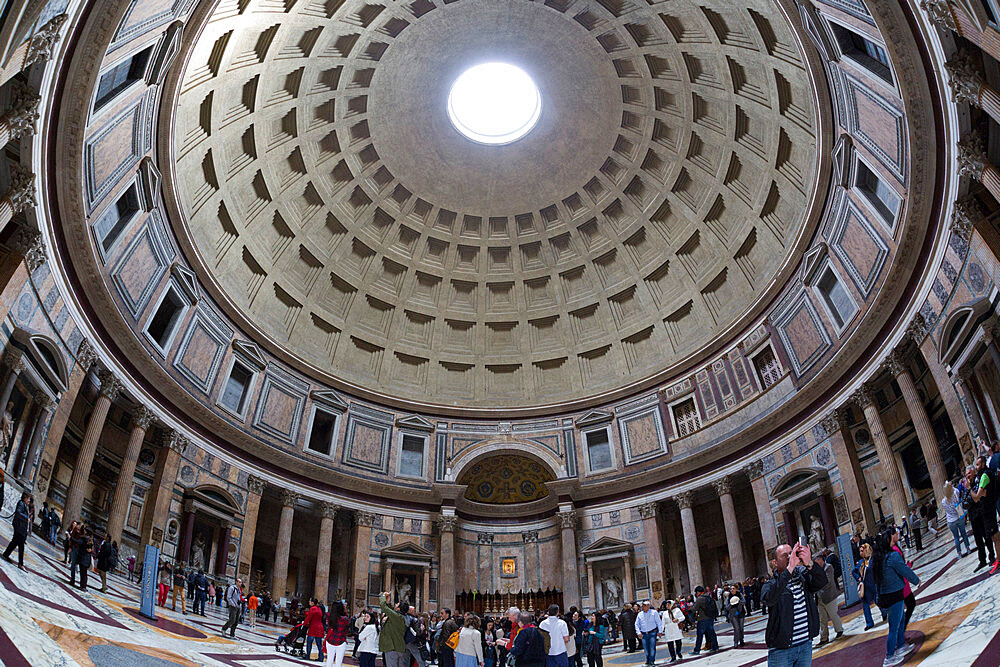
[275, 622, 307, 657]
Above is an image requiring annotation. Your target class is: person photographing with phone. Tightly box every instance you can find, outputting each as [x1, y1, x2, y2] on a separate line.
[760, 540, 827, 666]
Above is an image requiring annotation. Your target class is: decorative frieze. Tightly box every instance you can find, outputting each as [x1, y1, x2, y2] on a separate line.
[24, 14, 68, 67]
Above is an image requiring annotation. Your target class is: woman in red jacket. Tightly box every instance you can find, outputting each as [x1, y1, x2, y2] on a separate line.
[304, 597, 326, 661]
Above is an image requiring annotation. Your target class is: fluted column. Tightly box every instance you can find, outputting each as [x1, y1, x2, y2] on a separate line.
[63, 368, 121, 523]
[821, 409, 876, 535]
[0, 353, 25, 417]
[855, 384, 909, 524]
[215, 521, 231, 576]
[888, 352, 949, 496]
[558, 509, 581, 610]
[945, 53, 1000, 121]
[351, 511, 374, 607]
[911, 313, 974, 454]
[18, 393, 53, 482]
[272, 489, 300, 601]
[315, 501, 338, 602]
[437, 515, 457, 609]
[106, 405, 155, 543]
[715, 477, 746, 582]
[0, 14, 67, 87]
[638, 502, 666, 604]
[238, 475, 265, 581]
[677, 491, 703, 591]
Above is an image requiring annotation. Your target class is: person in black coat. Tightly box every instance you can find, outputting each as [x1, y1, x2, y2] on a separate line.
[76, 527, 94, 590]
[96, 533, 115, 592]
[760, 543, 827, 663]
[2, 492, 32, 569]
[618, 605, 637, 653]
[510, 612, 546, 667]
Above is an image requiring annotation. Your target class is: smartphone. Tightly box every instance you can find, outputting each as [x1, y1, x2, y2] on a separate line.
[799, 535, 807, 546]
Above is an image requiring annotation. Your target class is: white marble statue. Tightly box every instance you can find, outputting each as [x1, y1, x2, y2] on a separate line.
[0, 402, 12, 457]
[191, 534, 206, 570]
[603, 576, 622, 609]
[808, 515, 825, 552]
[395, 577, 411, 605]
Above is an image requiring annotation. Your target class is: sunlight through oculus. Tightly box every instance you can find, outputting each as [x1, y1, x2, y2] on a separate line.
[447, 63, 541, 145]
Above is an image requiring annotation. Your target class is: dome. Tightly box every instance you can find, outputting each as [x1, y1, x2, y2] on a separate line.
[167, 0, 824, 410]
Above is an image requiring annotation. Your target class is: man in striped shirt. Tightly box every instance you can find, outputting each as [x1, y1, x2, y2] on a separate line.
[761, 543, 827, 666]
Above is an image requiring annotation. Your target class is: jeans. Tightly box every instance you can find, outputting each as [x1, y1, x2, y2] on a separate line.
[883, 599, 905, 657]
[49, 525, 58, 544]
[949, 520, 971, 555]
[693, 619, 717, 653]
[732, 614, 745, 645]
[861, 598, 875, 627]
[195, 590, 207, 615]
[766, 640, 812, 666]
[305, 636, 324, 661]
[640, 630, 657, 664]
[360, 653, 376, 667]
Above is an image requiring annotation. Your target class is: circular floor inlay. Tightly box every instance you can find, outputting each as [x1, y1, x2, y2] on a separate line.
[447, 62, 541, 145]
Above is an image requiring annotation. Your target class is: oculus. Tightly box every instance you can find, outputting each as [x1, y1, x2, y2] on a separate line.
[447, 62, 541, 145]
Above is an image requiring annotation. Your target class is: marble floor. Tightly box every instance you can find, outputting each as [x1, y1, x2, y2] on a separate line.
[1, 519, 999, 666]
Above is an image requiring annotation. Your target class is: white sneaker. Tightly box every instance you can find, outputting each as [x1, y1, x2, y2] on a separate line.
[882, 651, 904, 667]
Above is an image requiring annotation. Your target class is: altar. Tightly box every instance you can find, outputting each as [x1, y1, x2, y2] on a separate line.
[455, 587, 563, 615]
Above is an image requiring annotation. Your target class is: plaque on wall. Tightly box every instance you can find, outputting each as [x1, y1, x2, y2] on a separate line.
[651, 580, 662, 594]
[368, 573, 381, 593]
[633, 566, 649, 590]
[430, 578, 437, 601]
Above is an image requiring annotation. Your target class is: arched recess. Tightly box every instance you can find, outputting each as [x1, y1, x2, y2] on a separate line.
[448, 439, 565, 483]
[939, 297, 992, 366]
[27, 334, 69, 392]
[187, 484, 242, 516]
[771, 467, 829, 503]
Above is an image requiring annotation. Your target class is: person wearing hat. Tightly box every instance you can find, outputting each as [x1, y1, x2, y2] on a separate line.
[814, 552, 843, 646]
[725, 584, 747, 648]
[632, 600, 661, 666]
[659, 600, 685, 663]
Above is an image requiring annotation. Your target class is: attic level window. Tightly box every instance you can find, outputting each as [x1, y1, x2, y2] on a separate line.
[220, 360, 253, 415]
[980, 0, 999, 25]
[94, 46, 152, 111]
[584, 427, 613, 472]
[830, 24, 892, 83]
[146, 286, 185, 350]
[398, 433, 426, 477]
[447, 63, 541, 145]
[816, 265, 857, 329]
[96, 184, 140, 253]
[753, 346, 782, 389]
[672, 398, 701, 437]
[307, 408, 337, 456]
[855, 160, 900, 224]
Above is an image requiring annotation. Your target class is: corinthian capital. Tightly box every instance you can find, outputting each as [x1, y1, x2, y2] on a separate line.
[907, 312, 930, 343]
[819, 409, 848, 436]
[558, 510, 577, 530]
[5, 164, 36, 215]
[746, 459, 765, 480]
[132, 405, 155, 431]
[280, 489, 301, 507]
[951, 196, 979, 242]
[920, 0, 957, 32]
[945, 53, 985, 106]
[246, 474, 265, 495]
[852, 383, 876, 409]
[357, 511, 376, 527]
[638, 501, 658, 519]
[6, 81, 39, 140]
[712, 477, 732, 496]
[76, 339, 97, 371]
[97, 368, 122, 400]
[319, 501, 339, 519]
[884, 351, 908, 378]
[675, 490, 693, 510]
[24, 14, 68, 67]
[166, 430, 188, 454]
[23, 232, 46, 272]
[956, 136, 988, 180]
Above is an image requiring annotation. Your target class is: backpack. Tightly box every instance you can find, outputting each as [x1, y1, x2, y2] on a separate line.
[705, 596, 718, 619]
[405, 615, 419, 645]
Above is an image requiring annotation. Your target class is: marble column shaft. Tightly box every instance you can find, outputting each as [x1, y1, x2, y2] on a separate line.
[891, 356, 948, 495]
[239, 476, 264, 580]
[0, 356, 24, 417]
[715, 478, 746, 582]
[558, 510, 581, 610]
[179, 510, 195, 563]
[857, 387, 909, 523]
[272, 490, 299, 600]
[216, 523, 231, 576]
[9, 400, 39, 474]
[822, 411, 876, 535]
[638, 502, 666, 604]
[63, 370, 119, 523]
[749, 464, 777, 557]
[352, 512, 374, 608]
[140, 432, 185, 549]
[917, 336, 972, 447]
[677, 492, 703, 592]
[18, 399, 52, 480]
[438, 515, 456, 609]
[106, 406, 154, 543]
[315, 502, 337, 602]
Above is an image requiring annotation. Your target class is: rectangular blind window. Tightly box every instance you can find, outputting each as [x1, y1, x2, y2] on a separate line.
[96, 185, 141, 253]
[817, 267, 856, 328]
[146, 288, 184, 348]
[855, 161, 899, 223]
[94, 47, 152, 110]
[585, 429, 612, 471]
[220, 362, 252, 413]
[399, 434, 425, 477]
[673, 398, 701, 437]
[753, 347, 782, 389]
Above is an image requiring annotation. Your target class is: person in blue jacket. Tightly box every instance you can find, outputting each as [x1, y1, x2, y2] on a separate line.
[583, 612, 606, 667]
[851, 540, 881, 630]
[872, 525, 920, 667]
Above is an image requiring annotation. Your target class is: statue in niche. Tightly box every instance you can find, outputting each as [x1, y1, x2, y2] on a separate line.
[0, 402, 12, 459]
[395, 576, 412, 605]
[808, 515, 825, 552]
[191, 534, 207, 570]
[603, 576, 623, 609]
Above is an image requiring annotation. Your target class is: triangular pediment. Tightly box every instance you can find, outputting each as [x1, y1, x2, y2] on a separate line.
[382, 540, 434, 561]
[581, 536, 633, 554]
[396, 414, 434, 431]
[311, 389, 348, 412]
[800, 242, 828, 286]
[233, 340, 266, 370]
[171, 263, 200, 303]
[576, 409, 613, 427]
